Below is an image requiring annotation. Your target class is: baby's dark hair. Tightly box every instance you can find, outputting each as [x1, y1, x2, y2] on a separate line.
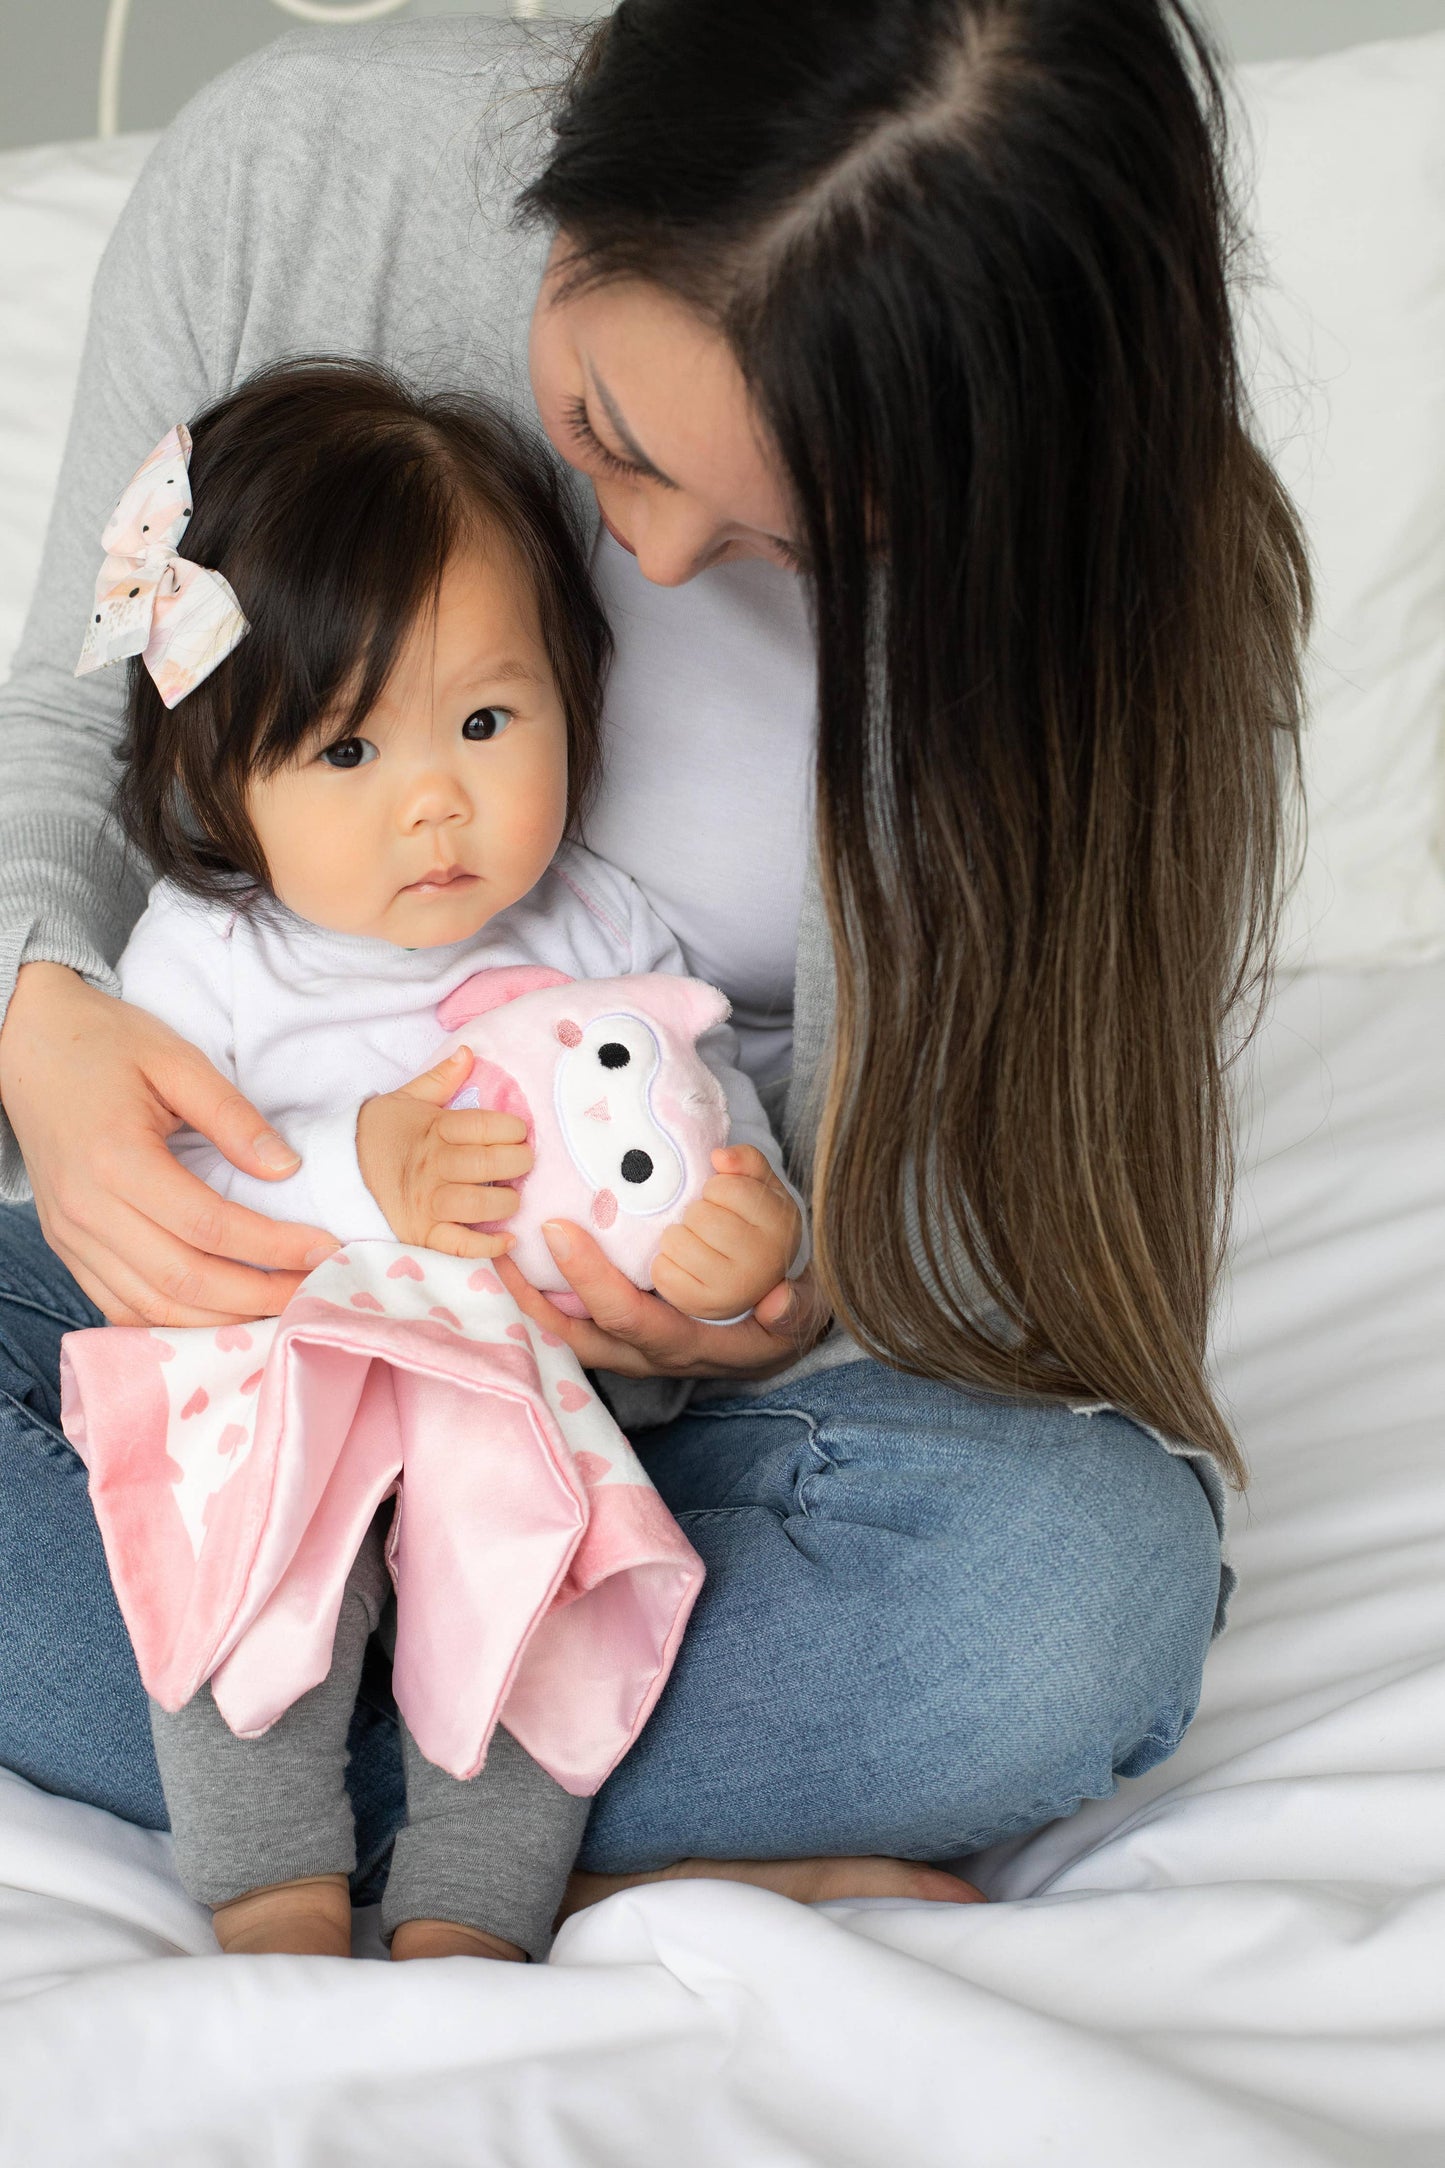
[114, 358, 612, 902]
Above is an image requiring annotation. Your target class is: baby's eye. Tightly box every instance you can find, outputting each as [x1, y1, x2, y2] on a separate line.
[319, 737, 377, 770]
[462, 708, 511, 743]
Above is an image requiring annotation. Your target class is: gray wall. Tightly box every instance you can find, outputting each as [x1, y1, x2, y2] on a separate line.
[1, 0, 1443, 153]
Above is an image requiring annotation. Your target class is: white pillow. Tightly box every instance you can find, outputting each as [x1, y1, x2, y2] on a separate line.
[1238, 32, 1445, 966]
[0, 34, 1442, 967]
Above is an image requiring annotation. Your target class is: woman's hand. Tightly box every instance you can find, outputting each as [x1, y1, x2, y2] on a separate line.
[354, 1046, 532, 1259]
[496, 1219, 831, 1383]
[0, 963, 337, 1326]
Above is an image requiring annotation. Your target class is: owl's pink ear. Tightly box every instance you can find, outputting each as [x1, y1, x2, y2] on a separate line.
[641, 975, 732, 1044]
[437, 966, 573, 1033]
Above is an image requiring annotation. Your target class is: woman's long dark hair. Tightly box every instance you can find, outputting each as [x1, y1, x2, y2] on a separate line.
[525, 0, 1309, 1484]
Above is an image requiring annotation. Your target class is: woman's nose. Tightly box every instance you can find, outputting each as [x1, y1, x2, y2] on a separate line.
[626, 495, 728, 588]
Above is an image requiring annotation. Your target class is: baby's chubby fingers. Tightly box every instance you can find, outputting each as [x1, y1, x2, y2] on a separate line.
[655, 1218, 733, 1286]
[430, 1181, 521, 1225]
[709, 1143, 779, 1185]
[433, 1104, 533, 1196]
[435, 1106, 529, 1151]
[393, 1045, 475, 1107]
[701, 1151, 795, 1225]
[434, 1138, 533, 1190]
[426, 1222, 516, 1261]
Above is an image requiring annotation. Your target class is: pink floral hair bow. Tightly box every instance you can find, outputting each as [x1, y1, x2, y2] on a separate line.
[75, 424, 249, 709]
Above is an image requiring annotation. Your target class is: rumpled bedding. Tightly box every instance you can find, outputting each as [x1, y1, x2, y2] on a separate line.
[2, 960, 1442, 2164]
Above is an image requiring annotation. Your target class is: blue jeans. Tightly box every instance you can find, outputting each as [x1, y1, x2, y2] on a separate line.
[0, 1201, 1222, 1883]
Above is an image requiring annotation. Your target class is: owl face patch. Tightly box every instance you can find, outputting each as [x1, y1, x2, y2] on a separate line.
[553, 1012, 687, 1229]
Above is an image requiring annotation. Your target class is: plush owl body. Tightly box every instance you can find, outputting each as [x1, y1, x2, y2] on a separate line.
[436, 966, 733, 1309]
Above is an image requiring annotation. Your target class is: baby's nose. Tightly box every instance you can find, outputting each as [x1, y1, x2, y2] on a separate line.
[400, 767, 469, 827]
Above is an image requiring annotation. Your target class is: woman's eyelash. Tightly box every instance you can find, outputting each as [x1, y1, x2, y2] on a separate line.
[561, 391, 804, 570]
[562, 394, 644, 481]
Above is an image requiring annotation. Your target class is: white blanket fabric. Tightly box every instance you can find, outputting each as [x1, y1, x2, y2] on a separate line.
[3, 957, 1442, 2165]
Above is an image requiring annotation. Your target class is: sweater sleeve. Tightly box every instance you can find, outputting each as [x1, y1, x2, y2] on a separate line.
[0, 83, 245, 1200]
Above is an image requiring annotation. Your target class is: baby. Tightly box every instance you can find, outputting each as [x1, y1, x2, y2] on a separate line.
[86, 358, 802, 1962]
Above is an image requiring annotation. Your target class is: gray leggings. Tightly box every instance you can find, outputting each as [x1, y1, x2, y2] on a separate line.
[149, 1518, 589, 1960]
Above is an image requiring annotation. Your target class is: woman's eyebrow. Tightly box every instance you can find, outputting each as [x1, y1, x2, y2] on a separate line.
[589, 370, 679, 490]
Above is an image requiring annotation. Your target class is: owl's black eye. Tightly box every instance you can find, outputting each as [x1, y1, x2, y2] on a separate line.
[620, 1150, 653, 1184]
[598, 1042, 630, 1069]
[320, 736, 377, 770]
[462, 707, 511, 742]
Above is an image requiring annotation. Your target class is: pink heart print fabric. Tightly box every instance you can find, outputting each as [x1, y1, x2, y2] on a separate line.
[435, 967, 733, 1314]
[59, 1246, 704, 1791]
[74, 424, 249, 708]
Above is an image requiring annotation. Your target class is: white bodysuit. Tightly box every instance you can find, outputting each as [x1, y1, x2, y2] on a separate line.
[118, 841, 792, 1247]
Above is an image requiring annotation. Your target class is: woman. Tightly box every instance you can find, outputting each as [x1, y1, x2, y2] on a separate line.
[0, 0, 1306, 1909]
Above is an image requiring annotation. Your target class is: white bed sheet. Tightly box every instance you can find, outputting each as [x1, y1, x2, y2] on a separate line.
[2, 957, 1442, 2166]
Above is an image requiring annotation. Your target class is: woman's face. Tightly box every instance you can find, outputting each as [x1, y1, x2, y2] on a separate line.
[529, 240, 801, 587]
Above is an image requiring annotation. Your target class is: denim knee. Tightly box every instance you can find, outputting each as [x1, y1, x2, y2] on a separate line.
[862, 1403, 1224, 1851]
[590, 1372, 1224, 1868]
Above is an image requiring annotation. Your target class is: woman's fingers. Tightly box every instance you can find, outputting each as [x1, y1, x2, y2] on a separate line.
[153, 1040, 303, 1181]
[494, 1241, 816, 1380]
[44, 1195, 291, 1327]
[540, 1223, 685, 1348]
[0, 971, 330, 1327]
[492, 1252, 639, 1371]
[45, 1142, 329, 1325]
[117, 1148, 336, 1273]
[97, 1194, 310, 1323]
[753, 1267, 831, 1346]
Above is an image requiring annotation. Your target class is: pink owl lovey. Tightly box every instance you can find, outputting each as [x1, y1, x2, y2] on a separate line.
[434, 967, 734, 1312]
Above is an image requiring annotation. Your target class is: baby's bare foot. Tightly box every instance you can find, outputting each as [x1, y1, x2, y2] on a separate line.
[212, 1872, 352, 1956]
[558, 1854, 984, 1925]
[390, 1919, 526, 1962]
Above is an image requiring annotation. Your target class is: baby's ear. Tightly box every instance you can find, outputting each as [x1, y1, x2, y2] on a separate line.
[437, 965, 572, 1033]
[642, 975, 732, 1044]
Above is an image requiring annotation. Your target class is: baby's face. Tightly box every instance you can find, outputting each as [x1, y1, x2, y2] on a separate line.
[246, 538, 569, 947]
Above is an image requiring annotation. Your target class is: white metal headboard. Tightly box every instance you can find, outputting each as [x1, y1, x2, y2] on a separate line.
[97, 0, 546, 139]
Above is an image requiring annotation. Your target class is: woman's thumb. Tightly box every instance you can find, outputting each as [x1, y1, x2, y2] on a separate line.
[754, 1268, 828, 1344]
[397, 1046, 474, 1107]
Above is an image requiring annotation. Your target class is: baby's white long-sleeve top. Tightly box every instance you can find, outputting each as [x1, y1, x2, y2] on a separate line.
[119, 841, 795, 1245]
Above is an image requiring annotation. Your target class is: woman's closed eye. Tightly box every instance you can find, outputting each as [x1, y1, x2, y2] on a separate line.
[462, 707, 512, 742]
[319, 736, 378, 770]
[562, 394, 647, 484]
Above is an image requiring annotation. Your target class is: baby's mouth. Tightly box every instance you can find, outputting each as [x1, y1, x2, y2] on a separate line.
[404, 865, 477, 895]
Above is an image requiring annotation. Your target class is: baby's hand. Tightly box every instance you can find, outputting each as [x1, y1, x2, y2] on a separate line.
[653, 1145, 803, 1322]
[355, 1047, 533, 1258]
